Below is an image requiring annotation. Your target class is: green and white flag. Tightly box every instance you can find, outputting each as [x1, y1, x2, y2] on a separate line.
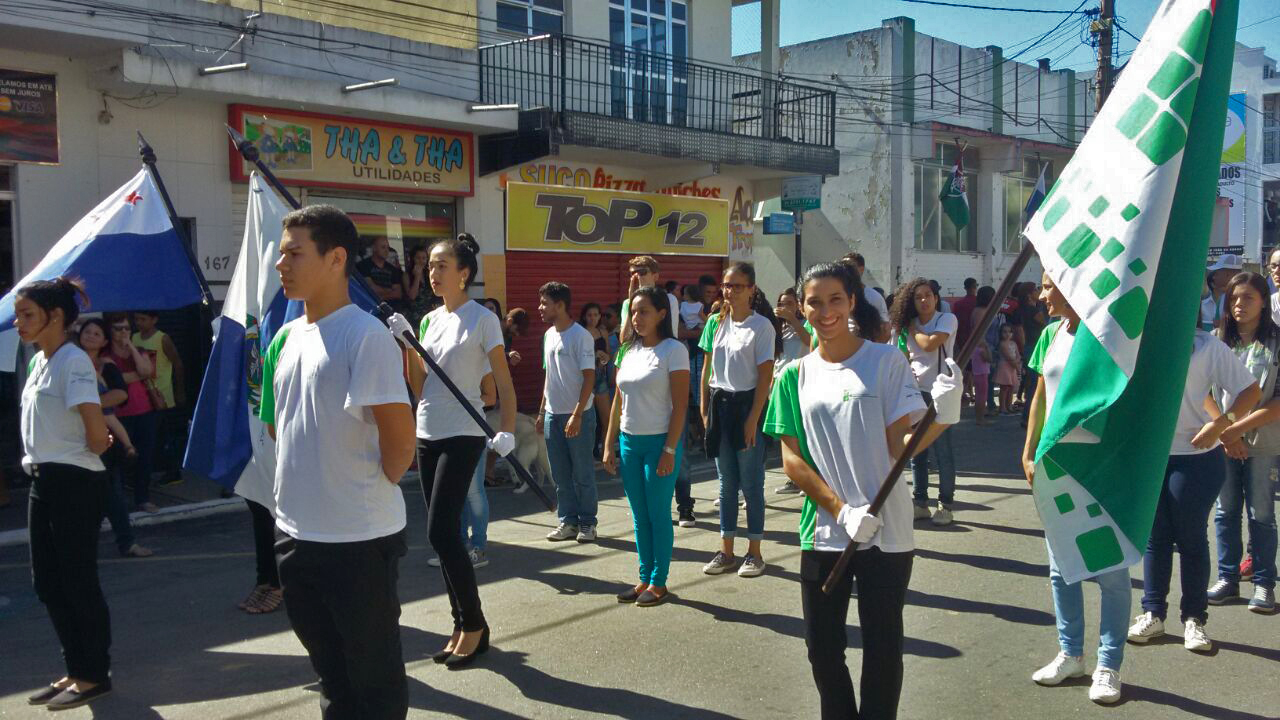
[1023, 0, 1238, 583]
[939, 154, 970, 231]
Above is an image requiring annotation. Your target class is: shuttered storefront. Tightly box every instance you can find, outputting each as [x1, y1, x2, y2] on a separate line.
[505, 251, 724, 412]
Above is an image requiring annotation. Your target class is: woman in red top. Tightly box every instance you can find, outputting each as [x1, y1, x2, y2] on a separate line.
[103, 314, 156, 512]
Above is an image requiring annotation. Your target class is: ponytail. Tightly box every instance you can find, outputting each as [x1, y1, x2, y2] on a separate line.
[16, 276, 89, 328]
[436, 232, 481, 289]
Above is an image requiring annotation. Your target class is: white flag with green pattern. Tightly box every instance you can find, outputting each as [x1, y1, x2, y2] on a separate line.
[1023, 0, 1238, 583]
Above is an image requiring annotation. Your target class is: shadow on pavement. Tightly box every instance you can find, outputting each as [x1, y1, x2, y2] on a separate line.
[1121, 683, 1277, 719]
[906, 589, 1055, 627]
[914, 547, 1049, 579]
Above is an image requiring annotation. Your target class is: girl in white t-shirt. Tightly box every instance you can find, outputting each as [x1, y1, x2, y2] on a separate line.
[890, 277, 960, 526]
[15, 278, 116, 710]
[1022, 274, 1131, 704]
[408, 234, 518, 667]
[603, 285, 690, 607]
[764, 262, 959, 719]
[698, 262, 778, 578]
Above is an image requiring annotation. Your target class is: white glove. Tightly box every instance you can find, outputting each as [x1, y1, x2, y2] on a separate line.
[488, 431, 516, 457]
[930, 358, 963, 425]
[837, 503, 883, 544]
[386, 313, 415, 346]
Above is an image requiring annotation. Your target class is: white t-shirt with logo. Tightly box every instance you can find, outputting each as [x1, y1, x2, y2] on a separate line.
[417, 300, 505, 439]
[764, 342, 926, 552]
[21, 343, 105, 473]
[259, 304, 410, 542]
[542, 322, 595, 415]
[904, 311, 958, 388]
[699, 312, 777, 392]
[616, 337, 690, 436]
[1170, 330, 1256, 455]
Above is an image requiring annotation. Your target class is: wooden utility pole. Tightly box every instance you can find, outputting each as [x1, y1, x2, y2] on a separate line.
[1093, 0, 1115, 109]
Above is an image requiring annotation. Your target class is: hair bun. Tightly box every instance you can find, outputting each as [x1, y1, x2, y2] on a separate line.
[456, 232, 479, 255]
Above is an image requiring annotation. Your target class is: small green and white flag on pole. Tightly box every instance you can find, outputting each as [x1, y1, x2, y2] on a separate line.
[1023, 0, 1239, 583]
[939, 153, 970, 232]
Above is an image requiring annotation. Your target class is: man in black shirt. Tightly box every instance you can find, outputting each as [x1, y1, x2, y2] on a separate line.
[356, 236, 405, 312]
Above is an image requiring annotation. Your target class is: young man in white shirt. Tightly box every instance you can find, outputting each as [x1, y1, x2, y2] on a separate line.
[535, 282, 599, 543]
[259, 205, 417, 720]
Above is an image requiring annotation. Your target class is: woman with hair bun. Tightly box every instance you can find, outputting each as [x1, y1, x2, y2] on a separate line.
[406, 233, 517, 668]
[15, 277, 117, 710]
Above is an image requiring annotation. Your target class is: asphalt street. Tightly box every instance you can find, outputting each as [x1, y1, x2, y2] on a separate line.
[1, 412, 1277, 719]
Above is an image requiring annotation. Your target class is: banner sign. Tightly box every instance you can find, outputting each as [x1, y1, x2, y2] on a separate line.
[1217, 93, 1248, 253]
[506, 182, 728, 256]
[228, 104, 474, 196]
[0, 69, 58, 164]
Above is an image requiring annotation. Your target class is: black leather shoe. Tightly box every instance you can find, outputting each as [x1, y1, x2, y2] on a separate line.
[27, 685, 63, 705]
[47, 680, 112, 711]
[617, 586, 644, 603]
[444, 627, 490, 669]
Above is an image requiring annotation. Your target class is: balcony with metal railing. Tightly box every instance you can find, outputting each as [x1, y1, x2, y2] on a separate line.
[478, 33, 839, 176]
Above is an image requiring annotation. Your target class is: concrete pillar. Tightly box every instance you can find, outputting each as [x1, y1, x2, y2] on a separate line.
[760, 0, 780, 140]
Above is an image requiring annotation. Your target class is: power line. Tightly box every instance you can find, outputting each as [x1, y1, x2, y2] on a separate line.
[898, 0, 1090, 14]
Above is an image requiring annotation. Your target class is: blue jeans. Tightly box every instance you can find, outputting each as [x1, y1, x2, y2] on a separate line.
[675, 421, 695, 513]
[1047, 541, 1130, 671]
[715, 431, 766, 541]
[546, 408, 598, 528]
[1143, 448, 1227, 624]
[103, 466, 135, 555]
[1216, 454, 1277, 589]
[620, 433, 682, 586]
[912, 395, 956, 507]
[461, 452, 488, 551]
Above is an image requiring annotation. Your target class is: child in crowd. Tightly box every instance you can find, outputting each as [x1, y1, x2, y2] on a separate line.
[680, 284, 706, 334]
[995, 324, 1021, 415]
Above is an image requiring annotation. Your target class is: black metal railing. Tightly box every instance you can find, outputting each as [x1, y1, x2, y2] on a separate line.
[480, 33, 836, 147]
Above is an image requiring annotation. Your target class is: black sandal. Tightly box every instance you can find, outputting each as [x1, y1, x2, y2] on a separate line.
[245, 587, 283, 614]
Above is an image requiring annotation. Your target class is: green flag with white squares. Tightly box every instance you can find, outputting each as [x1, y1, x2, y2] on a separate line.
[1023, 0, 1238, 583]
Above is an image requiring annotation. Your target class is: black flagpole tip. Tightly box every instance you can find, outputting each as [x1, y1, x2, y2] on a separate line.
[137, 132, 157, 165]
[225, 124, 260, 163]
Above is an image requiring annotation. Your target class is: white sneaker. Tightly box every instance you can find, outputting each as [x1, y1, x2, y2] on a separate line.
[1031, 652, 1085, 686]
[427, 556, 442, 567]
[546, 523, 579, 541]
[1088, 668, 1122, 704]
[468, 547, 489, 569]
[930, 503, 953, 526]
[513, 480, 529, 495]
[1183, 618, 1212, 652]
[913, 504, 931, 521]
[1126, 612, 1164, 643]
[737, 554, 766, 578]
[576, 525, 597, 543]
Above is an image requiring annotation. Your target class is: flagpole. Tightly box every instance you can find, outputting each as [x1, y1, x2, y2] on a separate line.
[138, 133, 215, 307]
[224, 125, 556, 513]
[822, 238, 1036, 595]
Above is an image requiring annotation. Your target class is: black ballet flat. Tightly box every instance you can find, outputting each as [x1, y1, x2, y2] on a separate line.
[444, 627, 490, 669]
[431, 648, 453, 664]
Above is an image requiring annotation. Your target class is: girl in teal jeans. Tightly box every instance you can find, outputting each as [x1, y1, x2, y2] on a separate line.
[603, 286, 690, 607]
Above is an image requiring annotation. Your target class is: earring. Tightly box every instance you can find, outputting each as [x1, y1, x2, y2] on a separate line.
[459, 279, 466, 290]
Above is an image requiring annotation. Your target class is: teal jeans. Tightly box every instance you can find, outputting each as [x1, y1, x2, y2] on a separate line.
[620, 432, 683, 587]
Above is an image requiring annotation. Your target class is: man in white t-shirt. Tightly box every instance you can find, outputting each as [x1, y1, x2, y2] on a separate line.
[841, 253, 891, 341]
[259, 205, 417, 719]
[1201, 253, 1242, 330]
[535, 281, 600, 543]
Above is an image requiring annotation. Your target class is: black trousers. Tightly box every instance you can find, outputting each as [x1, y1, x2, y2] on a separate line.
[28, 462, 112, 683]
[275, 529, 408, 720]
[418, 435, 488, 632]
[800, 548, 914, 720]
[247, 499, 279, 588]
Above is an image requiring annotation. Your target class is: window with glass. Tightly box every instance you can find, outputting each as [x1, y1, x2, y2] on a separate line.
[1264, 94, 1278, 166]
[914, 143, 978, 252]
[608, 0, 688, 125]
[1002, 158, 1054, 253]
[497, 0, 563, 36]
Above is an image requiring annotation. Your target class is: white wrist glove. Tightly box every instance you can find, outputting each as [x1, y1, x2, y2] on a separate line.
[837, 503, 883, 544]
[386, 313, 415, 346]
[487, 431, 516, 457]
[930, 358, 963, 425]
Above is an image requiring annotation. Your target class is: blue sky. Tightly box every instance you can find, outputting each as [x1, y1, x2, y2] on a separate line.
[732, 0, 1279, 73]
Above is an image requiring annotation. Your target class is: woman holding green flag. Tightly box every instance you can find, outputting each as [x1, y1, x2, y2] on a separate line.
[1022, 274, 1131, 705]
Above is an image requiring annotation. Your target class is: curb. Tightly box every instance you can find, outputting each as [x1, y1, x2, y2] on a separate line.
[0, 497, 245, 548]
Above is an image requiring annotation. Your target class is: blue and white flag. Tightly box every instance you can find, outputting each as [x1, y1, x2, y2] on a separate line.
[1023, 163, 1049, 225]
[184, 173, 382, 498]
[0, 169, 205, 370]
[184, 173, 286, 505]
